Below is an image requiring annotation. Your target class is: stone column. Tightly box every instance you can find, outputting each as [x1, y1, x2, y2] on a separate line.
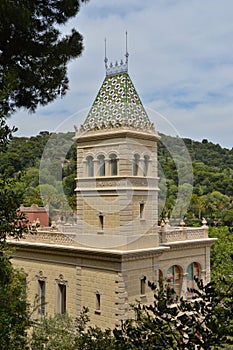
[138, 158, 144, 177]
[93, 159, 99, 177]
[105, 158, 110, 176]
[182, 272, 188, 299]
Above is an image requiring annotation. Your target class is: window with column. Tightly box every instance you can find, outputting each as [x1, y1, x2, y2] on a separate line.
[109, 153, 118, 176]
[133, 154, 140, 176]
[98, 155, 105, 176]
[143, 155, 150, 176]
[86, 156, 94, 177]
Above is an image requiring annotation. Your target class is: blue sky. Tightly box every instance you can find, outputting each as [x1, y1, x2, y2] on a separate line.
[8, 0, 233, 149]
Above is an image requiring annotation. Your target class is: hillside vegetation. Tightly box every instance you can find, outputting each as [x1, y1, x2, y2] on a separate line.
[1, 131, 232, 225]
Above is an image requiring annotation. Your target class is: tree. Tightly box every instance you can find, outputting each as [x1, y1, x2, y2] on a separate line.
[31, 308, 113, 350]
[113, 280, 233, 350]
[209, 226, 233, 292]
[0, 177, 28, 240]
[0, 0, 88, 119]
[0, 247, 30, 350]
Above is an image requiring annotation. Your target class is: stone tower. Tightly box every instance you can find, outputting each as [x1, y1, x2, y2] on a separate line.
[74, 55, 160, 250]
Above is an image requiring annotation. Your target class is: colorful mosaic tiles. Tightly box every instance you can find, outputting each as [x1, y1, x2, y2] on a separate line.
[81, 72, 154, 132]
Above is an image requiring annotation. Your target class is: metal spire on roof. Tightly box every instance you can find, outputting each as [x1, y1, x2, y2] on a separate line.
[125, 31, 129, 65]
[105, 32, 129, 76]
[104, 38, 108, 70]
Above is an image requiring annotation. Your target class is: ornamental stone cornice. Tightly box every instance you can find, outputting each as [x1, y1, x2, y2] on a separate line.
[161, 238, 217, 250]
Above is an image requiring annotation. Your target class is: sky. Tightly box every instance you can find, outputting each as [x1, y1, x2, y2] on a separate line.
[8, 0, 233, 149]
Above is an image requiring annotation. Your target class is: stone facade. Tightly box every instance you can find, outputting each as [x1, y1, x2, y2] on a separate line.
[10, 63, 216, 328]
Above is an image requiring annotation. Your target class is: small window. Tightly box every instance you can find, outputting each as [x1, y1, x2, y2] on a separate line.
[133, 154, 140, 176]
[87, 156, 94, 177]
[140, 276, 146, 295]
[58, 284, 66, 314]
[98, 155, 105, 176]
[95, 292, 101, 314]
[140, 202, 144, 219]
[110, 154, 118, 176]
[38, 280, 45, 315]
[99, 213, 104, 230]
[96, 293, 101, 310]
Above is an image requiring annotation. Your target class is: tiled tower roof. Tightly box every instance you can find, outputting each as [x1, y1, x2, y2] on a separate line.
[79, 70, 155, 134]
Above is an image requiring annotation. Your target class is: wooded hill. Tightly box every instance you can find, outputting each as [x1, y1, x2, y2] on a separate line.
[1, 131, 232, 226]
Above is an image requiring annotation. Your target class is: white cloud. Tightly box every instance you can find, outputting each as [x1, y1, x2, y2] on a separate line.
[8, 0, 233, 149]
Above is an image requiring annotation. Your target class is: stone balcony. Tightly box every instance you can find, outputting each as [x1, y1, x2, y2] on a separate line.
[158, 225, 209, 244]
[10, 219, 209, 249]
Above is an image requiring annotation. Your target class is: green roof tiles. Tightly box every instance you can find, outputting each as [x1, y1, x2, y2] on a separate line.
[81, 72, 155, 133]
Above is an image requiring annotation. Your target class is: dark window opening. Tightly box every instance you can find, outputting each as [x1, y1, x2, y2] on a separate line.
[58, 284, 66, 314]
[140, 202, 145, 219]
[99, 214, 104, 230]
[38, 280, 45, 315]
[140, 276, 146, 295]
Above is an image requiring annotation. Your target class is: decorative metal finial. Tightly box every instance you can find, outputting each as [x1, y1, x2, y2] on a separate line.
[125, 31, 129, 64]
[104, 38, 108, 70]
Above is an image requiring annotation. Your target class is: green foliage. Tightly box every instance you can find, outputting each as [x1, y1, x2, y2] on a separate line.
[158, 134, 233, 224]
[0, 0, 87, 118]
[0, 178, 28, 240]
[31, 313, 77, 350]
[0, 246, 30, 350]
[113, 280, 233, 350]
[31, 308, 113, 350]
[209, 226, 233, 291]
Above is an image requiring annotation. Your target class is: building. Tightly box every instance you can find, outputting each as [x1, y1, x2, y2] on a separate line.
[20, 203, 49, 228]
[10, 53, 216, 329]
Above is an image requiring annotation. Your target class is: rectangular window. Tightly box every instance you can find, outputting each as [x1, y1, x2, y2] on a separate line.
[96, 293, 101, 311]
[99, 214, 104, 230]
[140, 276, 146, 295]
[58, 284, 66, 314]
[95, 293, 101, 314]
[38, 280, 45, 315]
[140, 202, 144, 219]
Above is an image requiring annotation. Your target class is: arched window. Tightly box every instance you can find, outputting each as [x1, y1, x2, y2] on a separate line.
[187, 262, 200, 297]
[143, 155, 150, 176]
[166, 265, 182, 299]
[98, 155, 105, 176]
[133, 154, 140, 176]
[109, 154, 118, 176]
[86, 156, 94, 177]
